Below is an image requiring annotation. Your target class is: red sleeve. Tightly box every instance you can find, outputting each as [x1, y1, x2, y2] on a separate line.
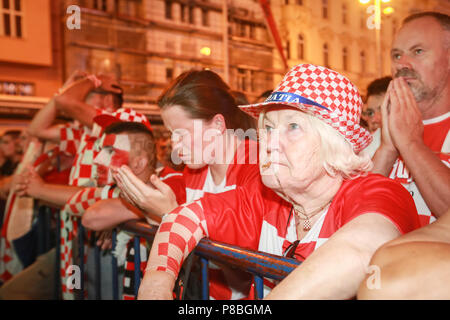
[201, 183, 266, 251]
[338, 174, 420, 234]
[159, 169, 186, 205]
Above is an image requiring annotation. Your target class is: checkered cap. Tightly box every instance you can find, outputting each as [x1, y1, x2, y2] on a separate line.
[239, 64, 372, 153]
[94, 108, 153, 132]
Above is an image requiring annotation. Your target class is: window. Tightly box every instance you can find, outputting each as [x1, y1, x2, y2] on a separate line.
[165, 0, 172, 20]
[166, 67, 174, 81]
[360, 51, 366, 74]
[323, 43, 329, 68]
[286, 40, 291, 60]
[238, 22, 246, 37]
[322, 0, 328, 19]
[0, 80, 34, 96]
[249, 23, 255, 39]
[0, 0, 22, 38]
[180, 4, 186, 22]
[360, 9, 366, 29]
[93, 0, 107, 11]
[342, 47, 348, 71]
[342, 3, 347, 25]
[201, 8, 209, 26]
[188, 6, 194, 24]
[298, 34, 304, 60]
[237, 68, 247, 92]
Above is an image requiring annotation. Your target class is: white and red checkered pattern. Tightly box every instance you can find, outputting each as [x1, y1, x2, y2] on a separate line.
[93, 108, 152, 132]
[239, 64, 372, 153]
[147, 202, 208, 279]
[63, 185, 120, 218]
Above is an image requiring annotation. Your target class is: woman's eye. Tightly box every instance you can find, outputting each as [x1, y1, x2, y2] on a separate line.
[265, 125, 273, 132]
[414, 48, 423, 55]
[288, 123, 300, 130]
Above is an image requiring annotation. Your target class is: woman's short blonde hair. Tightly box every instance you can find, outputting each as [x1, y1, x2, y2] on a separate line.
[258, 108, 373, 180]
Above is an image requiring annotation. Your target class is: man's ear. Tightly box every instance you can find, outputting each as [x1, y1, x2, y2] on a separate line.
[211, 114, 226, 134]
[129, 154, 148, 176]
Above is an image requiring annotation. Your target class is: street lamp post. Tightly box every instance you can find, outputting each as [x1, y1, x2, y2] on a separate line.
[360, 0, 394, 77]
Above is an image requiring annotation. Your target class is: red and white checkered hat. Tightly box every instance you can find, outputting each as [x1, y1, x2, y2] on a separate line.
[239, 64, 372, 153]
[94, 108, 153, 132]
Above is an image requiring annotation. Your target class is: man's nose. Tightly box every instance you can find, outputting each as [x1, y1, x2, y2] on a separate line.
[393, 56, 413, 75]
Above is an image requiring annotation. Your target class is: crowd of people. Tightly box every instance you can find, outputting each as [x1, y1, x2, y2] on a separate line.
[0, 11, 448, 300]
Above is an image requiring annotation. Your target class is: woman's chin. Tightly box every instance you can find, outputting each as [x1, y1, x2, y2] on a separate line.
[185, 162, 208, 170]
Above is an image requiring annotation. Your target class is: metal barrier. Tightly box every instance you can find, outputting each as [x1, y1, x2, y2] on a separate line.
[37, 212, 300, 300]
[120, 220, 301, 300]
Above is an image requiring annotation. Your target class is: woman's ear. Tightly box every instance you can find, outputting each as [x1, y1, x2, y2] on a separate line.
[211, 114, 226, 134]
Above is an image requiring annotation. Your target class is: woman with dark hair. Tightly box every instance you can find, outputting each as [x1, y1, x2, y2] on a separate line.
[114, 69, 260, 299]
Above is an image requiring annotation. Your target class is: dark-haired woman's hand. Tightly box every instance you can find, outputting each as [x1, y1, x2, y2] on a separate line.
[113, 166, 179, 218]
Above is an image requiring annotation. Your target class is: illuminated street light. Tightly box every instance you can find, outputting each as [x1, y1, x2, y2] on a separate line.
[383, 7, 394, 15]
[359, 0, 394, 77]
[200, 47, 211, 56]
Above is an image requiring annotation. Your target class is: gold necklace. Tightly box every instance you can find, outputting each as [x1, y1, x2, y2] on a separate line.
[293, 201, 332, 232]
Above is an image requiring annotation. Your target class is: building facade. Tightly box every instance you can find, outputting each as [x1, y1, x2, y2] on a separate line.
[271, 0, 450, 95]
[0, 0, 449, 131]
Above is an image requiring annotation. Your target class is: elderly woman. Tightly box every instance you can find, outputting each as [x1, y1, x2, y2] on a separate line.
[138, 64, 421, 300]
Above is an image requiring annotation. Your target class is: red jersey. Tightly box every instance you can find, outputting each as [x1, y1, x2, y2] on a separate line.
[149, 174, 420, 298]
[389, 112, 450, 226]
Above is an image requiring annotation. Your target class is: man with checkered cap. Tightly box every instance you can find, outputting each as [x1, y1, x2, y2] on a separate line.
[137, 63, 420, 300]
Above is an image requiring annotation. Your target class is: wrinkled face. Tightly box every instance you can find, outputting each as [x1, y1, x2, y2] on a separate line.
[94, 133, 131, 186]
[362, 93, 383, 132]
[161, 105, 220, 169]
[259, 108, 324, 198]
[391, 17, 449, 106]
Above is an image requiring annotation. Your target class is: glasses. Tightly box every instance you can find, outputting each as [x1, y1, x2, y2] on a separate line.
[283, 240, 300, 259]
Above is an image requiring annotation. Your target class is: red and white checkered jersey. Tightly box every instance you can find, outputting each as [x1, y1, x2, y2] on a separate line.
[121, 166, 185, 300]
[148, 173, 420, 298]
[389, 112, 450, 227]
[58, 108, 111, 299]
[182, 138, 261, 300]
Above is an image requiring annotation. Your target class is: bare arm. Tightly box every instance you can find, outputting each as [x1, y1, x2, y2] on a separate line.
[54, 75, 122, 128]
[357, 210, 450, 299]
[54, 78, 98, 128]
[82, 198, 146, 231]
[15, 167, 82, 207]
[27, 98, 62, 142]
[265, 213, 401, 300]
[28, 70, 89, 142]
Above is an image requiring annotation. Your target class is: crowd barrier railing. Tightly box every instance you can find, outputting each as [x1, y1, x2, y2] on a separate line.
[36, 210, 300, 300]
[120, 220, 301, 300]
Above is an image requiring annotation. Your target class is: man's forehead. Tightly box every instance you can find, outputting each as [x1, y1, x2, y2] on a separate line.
[393, 17, 444, 49]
